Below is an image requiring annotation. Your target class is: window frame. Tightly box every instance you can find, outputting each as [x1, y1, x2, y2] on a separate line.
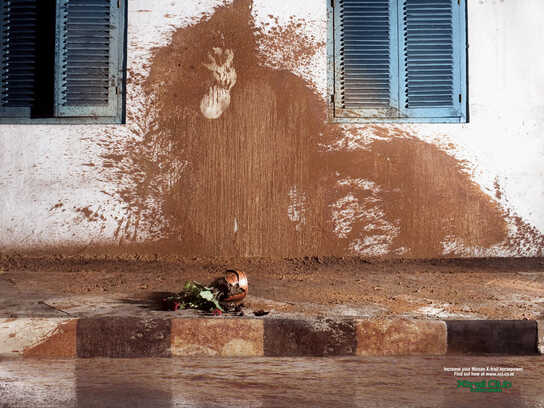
[0, 0, 127, 125]
[327, 0, 468, 124]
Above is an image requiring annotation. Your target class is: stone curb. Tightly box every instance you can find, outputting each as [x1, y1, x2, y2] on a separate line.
[0, 317, 541, 358]
[447, 320, 538, 355]
[538, 320, 544, 355]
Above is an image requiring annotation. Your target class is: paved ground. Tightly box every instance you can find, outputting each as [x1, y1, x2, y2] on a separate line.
[1, 356, 543, 407]
[1, 256, 544, 320]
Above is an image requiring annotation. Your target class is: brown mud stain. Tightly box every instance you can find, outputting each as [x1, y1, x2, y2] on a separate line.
[507, 215, 544, 255]
[23, 319, 77, 358]
[49, 202, 63, 212]
[494, 177, 503, 201]
[98, 0, 540, 258]
[255, 14, 325, 89]
[325, 139, 508, 256]
[75, 206, 106, 223]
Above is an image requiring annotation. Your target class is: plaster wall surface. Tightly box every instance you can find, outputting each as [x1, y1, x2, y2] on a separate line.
[0, 0, 542, 258]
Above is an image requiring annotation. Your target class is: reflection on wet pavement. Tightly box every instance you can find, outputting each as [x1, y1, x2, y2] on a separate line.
[1, 356, 543, 407]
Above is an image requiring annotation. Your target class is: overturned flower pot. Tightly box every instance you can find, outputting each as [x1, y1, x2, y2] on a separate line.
[162, 269, 248, 313]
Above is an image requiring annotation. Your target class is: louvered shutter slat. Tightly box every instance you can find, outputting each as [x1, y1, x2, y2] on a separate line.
[334, 0, 400, 118]
[398, 0, 465, 119]
[0, 0, 38, 117]
[54, 0, 123, 118]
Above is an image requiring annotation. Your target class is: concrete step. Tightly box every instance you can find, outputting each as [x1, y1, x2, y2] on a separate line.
[1, 316, 542, 358]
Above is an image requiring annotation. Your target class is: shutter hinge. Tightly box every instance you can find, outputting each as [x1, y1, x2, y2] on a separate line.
[331, 0, 334, 8]
[331, 94, 335, 105]
[458, 0, 460, 4]
[459, 94, 462, 103]
[118, 0, 120, 8]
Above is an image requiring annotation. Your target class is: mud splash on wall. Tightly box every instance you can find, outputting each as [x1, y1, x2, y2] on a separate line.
[322, 138, 507, 256]
[101, 0, 522, 258]
[255, 14, 325, 90]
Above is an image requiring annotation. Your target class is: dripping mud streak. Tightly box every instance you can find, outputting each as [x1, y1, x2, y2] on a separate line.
[100, 0, 533, 258]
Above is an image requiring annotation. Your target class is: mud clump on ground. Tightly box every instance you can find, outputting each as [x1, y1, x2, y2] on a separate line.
[2, 255, 544, 320]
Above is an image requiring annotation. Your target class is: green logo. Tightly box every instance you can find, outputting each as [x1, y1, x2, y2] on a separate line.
[457, 380, 512, 393]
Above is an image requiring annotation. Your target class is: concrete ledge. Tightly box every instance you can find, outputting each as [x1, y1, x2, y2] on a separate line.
[1, 317, 541, 358]
[171, 318, 264, 356]
[355, 319, 447, 356]
[0, 318, 77, 358]
[537, 320, 544, 355]
[446, 320, 538, 355]
[263, 318, 357, 356]
[77, 318, 171, 358]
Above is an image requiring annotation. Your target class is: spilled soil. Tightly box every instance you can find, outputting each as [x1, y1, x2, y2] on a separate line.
[92, 0, 543, 259]
[2, 256, 544, 320]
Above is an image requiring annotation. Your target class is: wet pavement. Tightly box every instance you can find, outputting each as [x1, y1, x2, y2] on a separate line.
[1, 356, 543, 407]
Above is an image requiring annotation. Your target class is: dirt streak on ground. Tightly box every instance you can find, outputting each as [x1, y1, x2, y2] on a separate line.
[2, 256, 543, 319]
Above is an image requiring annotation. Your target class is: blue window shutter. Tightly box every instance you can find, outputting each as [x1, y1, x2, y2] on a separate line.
[54, 0, 124, 118]
[397, 0, 466, 121]
[0, 0, 38, 118]
[333, 0, 400, 119]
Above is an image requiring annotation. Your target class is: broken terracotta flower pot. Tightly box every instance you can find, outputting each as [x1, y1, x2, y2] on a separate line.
[222, 269, 248, 303]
